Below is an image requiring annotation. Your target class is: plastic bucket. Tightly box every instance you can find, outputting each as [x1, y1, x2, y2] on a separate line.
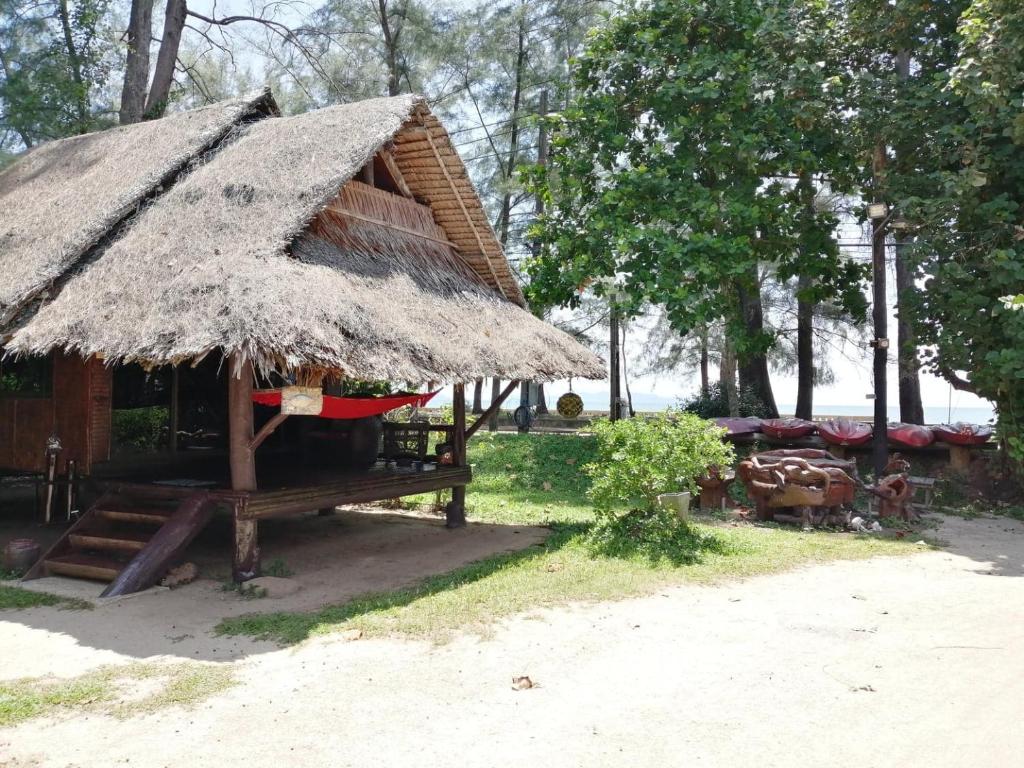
[657, 492, 691, 520]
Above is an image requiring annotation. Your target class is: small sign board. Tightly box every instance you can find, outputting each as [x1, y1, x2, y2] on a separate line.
[281, 386, 323, 415]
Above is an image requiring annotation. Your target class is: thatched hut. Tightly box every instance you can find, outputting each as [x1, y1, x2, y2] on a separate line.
[0, 89, 602, 594]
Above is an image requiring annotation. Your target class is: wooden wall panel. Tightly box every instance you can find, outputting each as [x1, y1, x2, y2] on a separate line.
[0, 353, 111, 474]
[5, 398, 54, 472]
[88, 359, 112, 466]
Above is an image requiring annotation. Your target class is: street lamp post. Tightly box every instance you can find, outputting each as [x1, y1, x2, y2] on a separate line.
[868, 201, 889, 477]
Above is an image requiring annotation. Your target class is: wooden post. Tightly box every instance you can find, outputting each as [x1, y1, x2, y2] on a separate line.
[446, 382, 467, 528]
[609, 308, 621, 420]
[168, 364, 179, 453]
[466, 380, 519, 441]
[228, 352, 259, 580]
[949, 445, 972, 474]
[488, 377, 501, 432]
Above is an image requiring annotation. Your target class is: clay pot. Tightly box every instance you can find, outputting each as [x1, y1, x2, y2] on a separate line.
[3, 538, 41, 576]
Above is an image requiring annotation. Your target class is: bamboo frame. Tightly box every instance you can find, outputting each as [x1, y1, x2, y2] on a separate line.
[466, 380, 520, 440]
[417, 128, 507, 298]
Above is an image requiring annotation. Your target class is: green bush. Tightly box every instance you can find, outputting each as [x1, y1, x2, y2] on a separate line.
[678, 382, 773, 419]
[585, 411, 734, 516]
[112, 406, 168, 451]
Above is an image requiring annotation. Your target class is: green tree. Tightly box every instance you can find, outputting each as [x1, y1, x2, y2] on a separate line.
[0, 0, 114, 146]
[908, 0, 1024, 460]
[526, 0, 866, 418]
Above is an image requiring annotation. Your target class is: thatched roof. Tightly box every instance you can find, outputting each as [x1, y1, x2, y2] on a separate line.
[1, 92, 603, 382]
[0, 91, 278, 327]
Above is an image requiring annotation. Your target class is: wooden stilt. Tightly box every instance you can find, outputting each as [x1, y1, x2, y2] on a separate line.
[949, 445, 972, 474]
[446, 382, 467, 529]
[169, 364, 180, 453]
[228, 353, 259, 580]
[233, 517, 259, 581]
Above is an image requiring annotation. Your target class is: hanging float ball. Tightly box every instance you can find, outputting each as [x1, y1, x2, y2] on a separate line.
[556, 392, 584, 418]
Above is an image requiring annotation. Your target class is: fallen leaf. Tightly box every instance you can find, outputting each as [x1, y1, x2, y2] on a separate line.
[512, 676, 535, 690]
[565, 458, 577, 465]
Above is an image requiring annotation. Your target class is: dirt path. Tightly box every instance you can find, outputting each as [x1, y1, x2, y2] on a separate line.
[3, 513, 1023, 767]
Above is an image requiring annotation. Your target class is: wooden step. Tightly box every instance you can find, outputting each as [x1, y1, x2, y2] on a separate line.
[44, 553, 125, 582]
[69, 529, 152, 553]
[95, 506, 174, 525]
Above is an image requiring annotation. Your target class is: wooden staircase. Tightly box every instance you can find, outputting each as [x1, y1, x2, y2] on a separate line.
[24, 486, 216, 597]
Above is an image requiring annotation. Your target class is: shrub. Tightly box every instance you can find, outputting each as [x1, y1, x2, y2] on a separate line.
[678, 382, 773, 419]
[585, 411, 734, 516]
[112, 406, 168, 451]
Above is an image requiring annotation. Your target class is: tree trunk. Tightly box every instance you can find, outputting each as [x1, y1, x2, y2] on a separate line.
[621, 321, 635, 416]
[496, 16, 527, 245]
[536, 382, 548, 414]
[145, 0, 188, 119]
[720, 337, 739, 417]
[120, 0, 154, 125]
[795, 274, 815, 420]
[893, 51, 925, 425]
[377, 0, 401, 96]
[488, 377, 501, 432]
[736, 275, 780, 418]
[698, 324, 710, 396]
[895, 236, 925, 424]
[56, 0, 89, 130]
[472, 378, 484, 414]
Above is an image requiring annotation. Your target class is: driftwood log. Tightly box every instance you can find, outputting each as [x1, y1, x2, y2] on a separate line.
[737, 449, 858, 527]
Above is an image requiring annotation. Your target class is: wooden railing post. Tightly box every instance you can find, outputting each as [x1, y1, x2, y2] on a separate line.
[446, 382, 467, 528]
[228, 352, 259, 580]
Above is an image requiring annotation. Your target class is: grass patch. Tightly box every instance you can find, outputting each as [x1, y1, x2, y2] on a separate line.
[218, 524, 915, 645]
[218, 432, 923, 645]
[0, 662, 235, 728]
[0, 585, 92, 611]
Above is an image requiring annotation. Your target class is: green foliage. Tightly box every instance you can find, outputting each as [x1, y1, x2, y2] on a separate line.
[526, 0, 867, 357]
[0, 0, 116, 148]
[587, 507, 729, 565]
[0, 355, 52, 396]
[678, 382, 773, 419]
[875, 0, 1024, 464]
[111, 406, 168, 451]
[263, 558, 293, 578]
[585, 412, 734, 515]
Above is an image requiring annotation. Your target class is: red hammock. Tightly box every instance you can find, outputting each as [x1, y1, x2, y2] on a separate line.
[252, 389, 438, 419]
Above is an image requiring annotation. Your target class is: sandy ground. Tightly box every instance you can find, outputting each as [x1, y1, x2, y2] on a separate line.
[1, 508, 548, 677]
[2, 512, 1023, 768]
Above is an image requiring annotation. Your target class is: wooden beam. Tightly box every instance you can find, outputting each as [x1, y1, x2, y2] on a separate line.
[447, 382, 468, 528]
[324, 204, 461, 250]
[249, 412, 289, 452]
[380, 149, 415, 199]
[466, 380, 519, 440]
